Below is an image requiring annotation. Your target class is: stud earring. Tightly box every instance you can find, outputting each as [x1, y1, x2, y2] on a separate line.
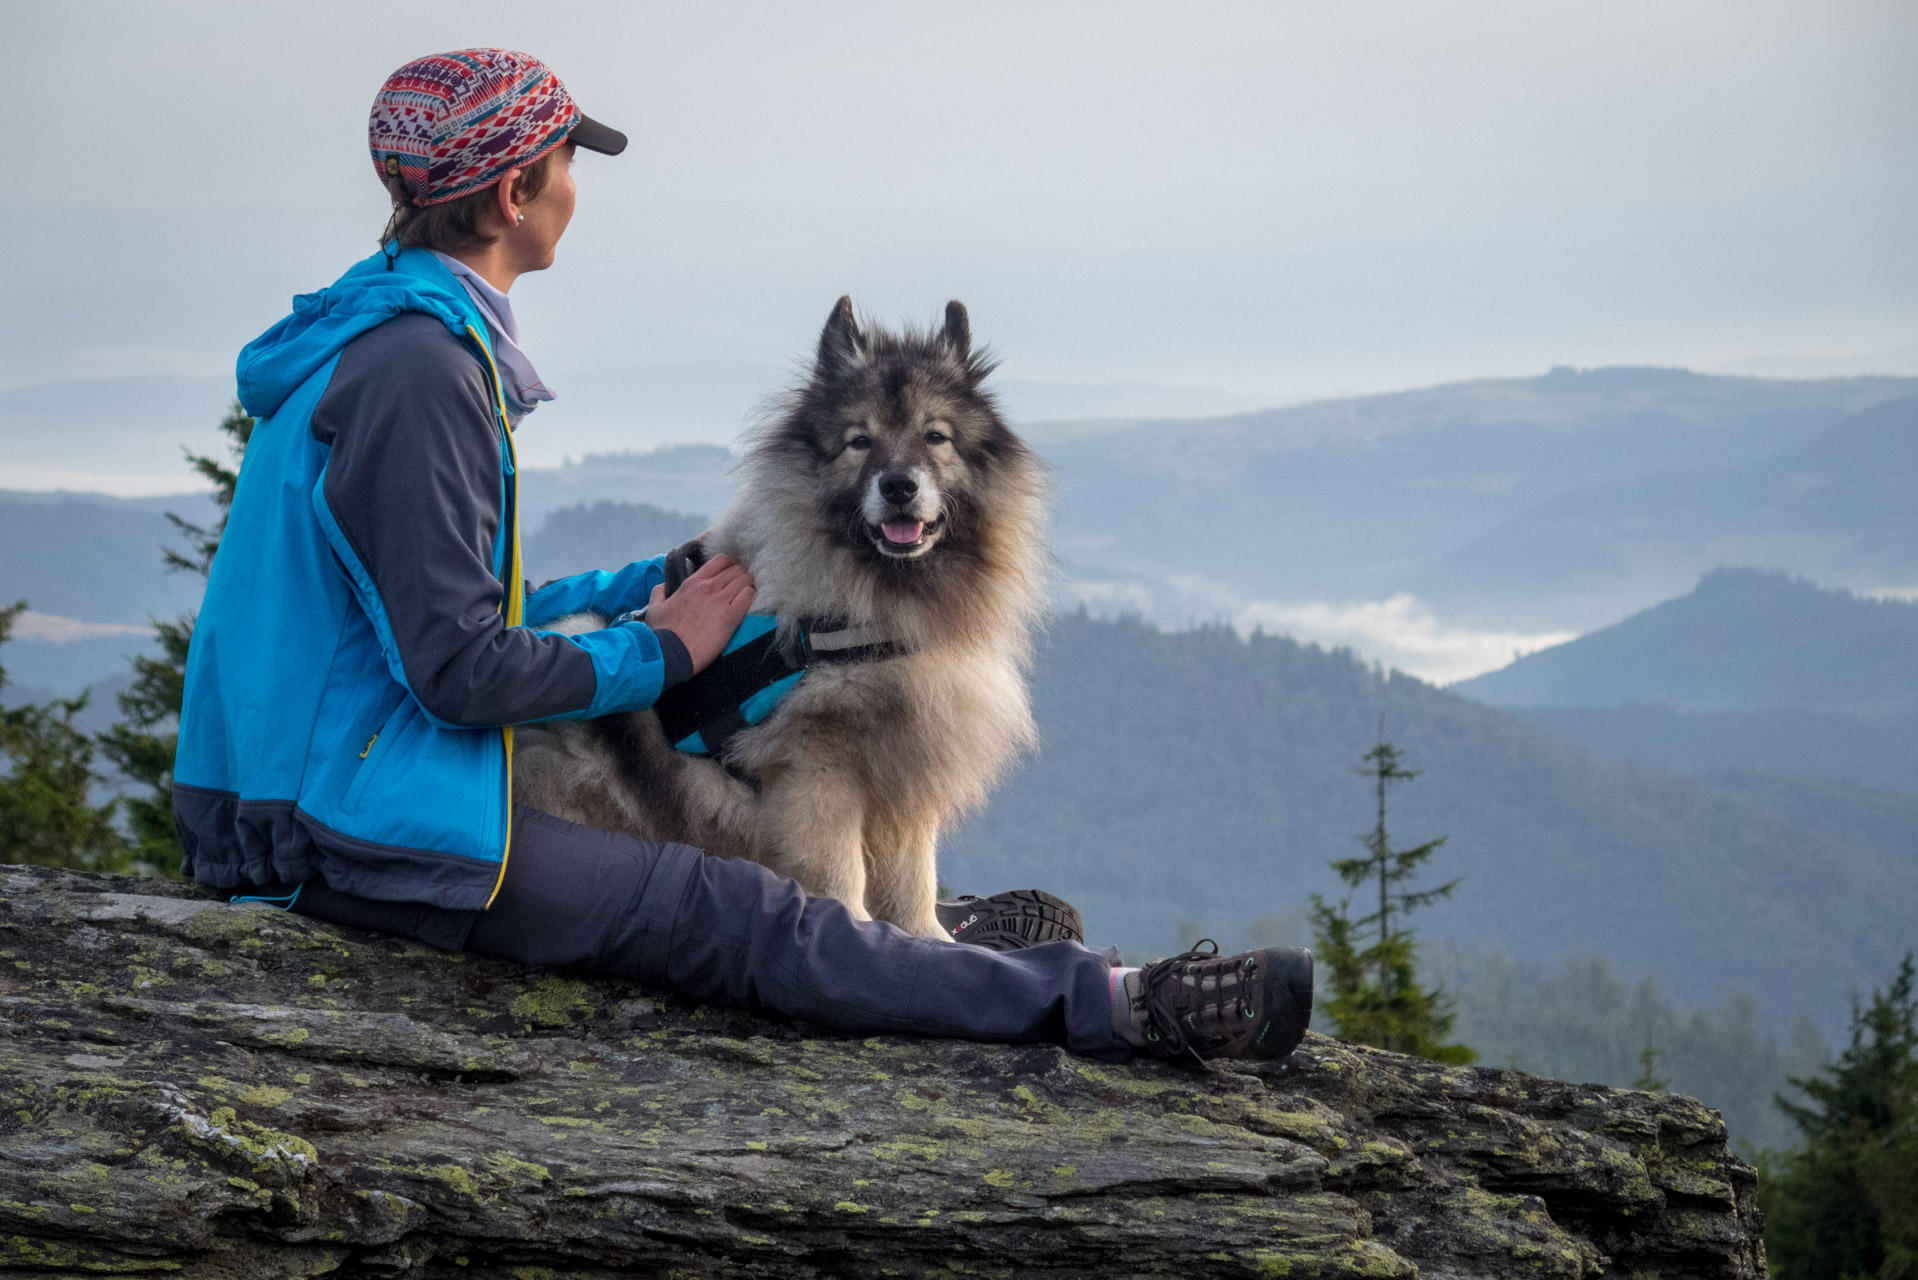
[516, 213, 525, 225]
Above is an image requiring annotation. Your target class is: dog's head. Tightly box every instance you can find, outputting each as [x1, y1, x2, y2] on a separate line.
[764, 297, 1036, 576]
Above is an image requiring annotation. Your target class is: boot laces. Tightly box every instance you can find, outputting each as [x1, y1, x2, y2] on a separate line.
[1139, 939, 1260, 1066]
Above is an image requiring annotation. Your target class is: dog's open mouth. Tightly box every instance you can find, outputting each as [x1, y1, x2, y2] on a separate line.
[869, 516, 944, 555]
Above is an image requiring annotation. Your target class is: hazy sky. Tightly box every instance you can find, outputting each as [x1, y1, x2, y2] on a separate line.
[5, 1, 1916, 443]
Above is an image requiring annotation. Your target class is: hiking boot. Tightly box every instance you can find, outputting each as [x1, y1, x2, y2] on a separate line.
[1128, 940, 1313, 1064]
[935, 889, 1084, 951]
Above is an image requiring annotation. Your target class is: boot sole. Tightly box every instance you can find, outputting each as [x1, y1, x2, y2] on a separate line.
[936, 890, 1085, 951]
[1251, 947, 1314, 1060]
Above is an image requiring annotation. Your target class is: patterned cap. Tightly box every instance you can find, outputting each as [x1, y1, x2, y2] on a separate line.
[370, 49, 625, 208]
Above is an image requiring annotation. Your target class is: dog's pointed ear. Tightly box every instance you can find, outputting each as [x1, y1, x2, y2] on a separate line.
[817, 295, 863, 369]
[942, 300, 971, 362]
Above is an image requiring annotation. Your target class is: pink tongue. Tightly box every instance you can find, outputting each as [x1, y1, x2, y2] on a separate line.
[882, 520, 924, 545]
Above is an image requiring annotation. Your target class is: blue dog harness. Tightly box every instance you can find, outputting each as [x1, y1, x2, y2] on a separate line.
[631, 542, 909, 758]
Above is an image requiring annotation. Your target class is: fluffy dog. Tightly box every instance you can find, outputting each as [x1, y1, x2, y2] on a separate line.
[512, 297, 1047, 938]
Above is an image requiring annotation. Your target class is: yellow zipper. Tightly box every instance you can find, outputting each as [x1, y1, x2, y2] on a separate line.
[466, 324, 524, 910]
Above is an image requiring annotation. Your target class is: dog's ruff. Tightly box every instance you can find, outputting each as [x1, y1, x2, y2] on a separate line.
[512, 297, 1047, 939]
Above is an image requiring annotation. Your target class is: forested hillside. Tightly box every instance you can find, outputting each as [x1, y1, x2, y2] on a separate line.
[939, 612, 1916, 1044]
[522, 500, 705, 587]
[1429, 945, 1828, 1152]
[1448, 568, 1918, 799]
[1504, 704, 1918, 794]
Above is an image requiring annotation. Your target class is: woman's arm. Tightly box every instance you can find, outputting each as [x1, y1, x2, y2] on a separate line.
[309, 313, 697, 727]
[524, 559, 667, 627]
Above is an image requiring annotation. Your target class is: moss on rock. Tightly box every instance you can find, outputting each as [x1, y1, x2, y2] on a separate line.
[0, 866, 1763, 1278]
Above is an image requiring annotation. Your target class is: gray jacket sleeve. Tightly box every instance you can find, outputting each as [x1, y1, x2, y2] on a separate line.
[310, 313, 689, 728]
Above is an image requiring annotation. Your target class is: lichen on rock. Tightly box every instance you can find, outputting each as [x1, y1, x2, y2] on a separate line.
[0, 866, 1764, 1277]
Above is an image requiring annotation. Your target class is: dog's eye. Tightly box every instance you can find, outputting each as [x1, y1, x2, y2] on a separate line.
[846, 436, 871, 452]
[925, 430, 949, 446]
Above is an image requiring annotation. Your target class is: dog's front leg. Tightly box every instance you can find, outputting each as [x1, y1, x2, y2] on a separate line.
[756, 764, 870, 919]
[862, 816, 946, 940]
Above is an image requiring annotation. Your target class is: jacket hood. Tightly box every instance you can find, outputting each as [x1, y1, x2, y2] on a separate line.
[236, 247, 483, 419]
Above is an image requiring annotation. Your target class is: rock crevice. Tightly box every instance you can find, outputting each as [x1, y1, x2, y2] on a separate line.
[0, 867, 1764, 1277]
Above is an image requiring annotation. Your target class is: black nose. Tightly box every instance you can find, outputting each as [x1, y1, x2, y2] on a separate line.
[879, 472, 918, 505]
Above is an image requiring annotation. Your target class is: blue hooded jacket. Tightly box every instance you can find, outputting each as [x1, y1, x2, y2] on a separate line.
[173, 247, 684, 909]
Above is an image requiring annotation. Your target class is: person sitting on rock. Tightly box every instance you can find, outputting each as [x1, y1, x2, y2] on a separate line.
[169, 48, 1313, 1065]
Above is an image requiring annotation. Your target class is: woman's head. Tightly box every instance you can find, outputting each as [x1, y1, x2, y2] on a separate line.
[382, 143, 574, 257]
[369, 49, 619, 262]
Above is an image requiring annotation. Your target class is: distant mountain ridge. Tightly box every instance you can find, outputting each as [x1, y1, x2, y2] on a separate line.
[0, 485, 712, 696]
[0, 488, 216, 625]
[1408, 394, 1918, 629]
[11, 365, 1916, 639]
[517, 445, 733, 526]
[1028, 368, 1918, 632]
[1454, 567, 1918, 715]
[9, 365, 1916, 703]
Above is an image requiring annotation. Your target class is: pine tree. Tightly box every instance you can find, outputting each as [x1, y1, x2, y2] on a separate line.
[95, 619, 192, 875]
[160, 401, 254, 577]
[97, 401, 253, 875]
[1632, 1035, 1670, 1093]
[1758, 952, 1917, 1280]
[1308, 730, 1475, 1064]
[0, 603, 131, 870]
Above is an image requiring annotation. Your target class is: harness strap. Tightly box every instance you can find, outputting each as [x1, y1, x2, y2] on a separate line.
[653, 625, 806, 758]
[647, 541, 913, 759]
[806, 637, 911, 665]
[800, 617, 911, 666]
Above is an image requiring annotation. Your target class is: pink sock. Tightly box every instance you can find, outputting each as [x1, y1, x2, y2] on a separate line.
[1109, 966, 1145, 1046]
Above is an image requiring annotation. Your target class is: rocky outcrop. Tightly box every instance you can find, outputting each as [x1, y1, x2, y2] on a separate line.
[0, 865, 1763, 1278]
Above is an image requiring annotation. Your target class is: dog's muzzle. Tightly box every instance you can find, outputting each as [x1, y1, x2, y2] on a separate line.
[864, 470, 943, 557]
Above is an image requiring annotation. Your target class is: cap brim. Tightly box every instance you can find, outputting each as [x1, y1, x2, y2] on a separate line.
[570, 113, 628, 156]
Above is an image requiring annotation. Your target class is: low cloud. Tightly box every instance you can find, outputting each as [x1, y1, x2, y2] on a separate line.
[1235, 595, 1578, 685]
[11, 612, 155, 644]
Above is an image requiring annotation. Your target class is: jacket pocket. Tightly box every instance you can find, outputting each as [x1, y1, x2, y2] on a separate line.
[341, 698, 412, 814]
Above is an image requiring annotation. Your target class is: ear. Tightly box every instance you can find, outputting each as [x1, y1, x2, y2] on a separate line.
[493, 165, 523, 228]
[817, 295, 863, 369]
[942, 300, 971, 362]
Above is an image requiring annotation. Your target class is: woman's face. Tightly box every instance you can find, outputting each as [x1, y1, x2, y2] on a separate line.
[508, 143, 577, 273]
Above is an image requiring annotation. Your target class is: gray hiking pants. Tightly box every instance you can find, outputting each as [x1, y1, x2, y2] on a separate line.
[257, 806, 1130, 1059]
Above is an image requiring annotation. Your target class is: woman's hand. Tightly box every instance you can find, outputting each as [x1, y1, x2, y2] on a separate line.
[643, 554, 755, 675]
